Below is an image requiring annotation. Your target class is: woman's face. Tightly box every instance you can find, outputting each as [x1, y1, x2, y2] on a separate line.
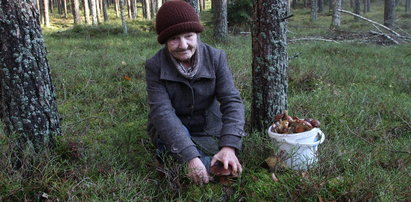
[166, 32, 198, 64]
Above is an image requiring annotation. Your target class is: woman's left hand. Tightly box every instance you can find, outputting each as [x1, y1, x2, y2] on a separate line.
[211, 146, 242, 176]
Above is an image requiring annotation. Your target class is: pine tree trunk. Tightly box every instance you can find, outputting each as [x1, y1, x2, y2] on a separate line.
[43, 0, 50, 26]
[50, 0, 54, 13]
[115, 0, 120, 18]
[406, 0, 411, 13]
[311, 0, 318, 21]
[120, 0, 128, 34]
[63, 0, 67, 18]
[213, 0, 228, 42]
[318, 0, 324, 12]
[0, 0, 62, 151]
[103, 0, 109, 21]
[84, 0, 91, 24]
[96, 0, 101, 23]
[353, 0, 360, 21]
[144, 0, 151, 20]
[185, 0, 199, 14]
[251, 0, 289, 131]
[131, 0, 137, 19]
[384, 0, 396, 28]
[72, 0, 81, 24]
[330, 0, 341, 28]
[90, 0, 98, 25]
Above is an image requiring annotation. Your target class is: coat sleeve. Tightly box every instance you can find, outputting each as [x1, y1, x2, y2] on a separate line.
[145, 58, 200, 162]
[214, 50, 246, 151]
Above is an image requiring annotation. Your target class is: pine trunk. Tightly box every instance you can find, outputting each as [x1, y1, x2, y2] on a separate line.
[330, 0, 341, 28]
[185, 0, 199, 14]
[43, 0, 50, 26]
[311, 0, 318, 21]
[0, 0, 62, 151]
[63, 0, 67, 18]
[103, 0, 109, 21]
[120, 0, 128, 34]
[384, 0, 395, 28]
[84, 0, 91, 24]
[353, 0, 360, 21]
[90, 0, 98, 25]
[96, 0, 101, 23]
[406, 0, 410, 13]
[72, 0, 81, 24]
[213, 0, 228, 42]
[251, 0, 289, 131]
[115, 0, 120, 18]
[131, 0, 137, 19]
[318, 0, 324, 12]
[144, 0, 151, 20]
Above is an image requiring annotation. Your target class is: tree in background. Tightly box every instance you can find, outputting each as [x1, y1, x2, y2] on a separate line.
[120, 0, 128, 34]
[330, 0, 342, 29]
[384, 0, 396, 28]
[406, 0, 411, 13]
[185, 0, 199, 13]
[213, 0, 228, 42]
[91, 0, 98, 25]
[311, 0, 318, 21]
[43, 0, 51, 26]
[251, 0, 289, 131]
[0, 0, 61, 152]
[227, 0, 252, 28]
[72, 0, 81, 24]
[84, 0, 91, 24]
[353, 0, 360, 21]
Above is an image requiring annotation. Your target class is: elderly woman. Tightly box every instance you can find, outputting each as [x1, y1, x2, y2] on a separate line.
[145, 0, 246, 185]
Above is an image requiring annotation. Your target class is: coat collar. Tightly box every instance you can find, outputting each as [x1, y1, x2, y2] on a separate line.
[160, 42, 215, 82]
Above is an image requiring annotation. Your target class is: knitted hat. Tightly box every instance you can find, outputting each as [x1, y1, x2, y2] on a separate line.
[156, 0, 204, 44]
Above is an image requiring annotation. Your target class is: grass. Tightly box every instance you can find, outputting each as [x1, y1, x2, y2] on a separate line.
[1, 1, 410, 201]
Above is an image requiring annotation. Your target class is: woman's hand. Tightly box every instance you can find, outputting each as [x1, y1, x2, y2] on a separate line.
[187, 157, 209, 185]
[211, 147, 242, 176]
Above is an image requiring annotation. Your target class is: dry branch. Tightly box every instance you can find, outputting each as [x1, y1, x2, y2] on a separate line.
[338, 9, 401, 37]
[289, 37, 340, 44]
[370, 31, 399, 44]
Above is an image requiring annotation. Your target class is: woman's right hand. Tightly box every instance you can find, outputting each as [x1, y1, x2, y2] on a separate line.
[187, 157, 209, 185]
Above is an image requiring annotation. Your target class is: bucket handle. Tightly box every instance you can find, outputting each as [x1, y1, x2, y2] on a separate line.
[282, 130, 326, 146]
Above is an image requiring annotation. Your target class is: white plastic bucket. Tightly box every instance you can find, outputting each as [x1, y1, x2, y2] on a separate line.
[267, 126, 325, 170]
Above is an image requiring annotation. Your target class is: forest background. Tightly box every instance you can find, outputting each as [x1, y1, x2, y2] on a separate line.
[0, 0, 410, 201]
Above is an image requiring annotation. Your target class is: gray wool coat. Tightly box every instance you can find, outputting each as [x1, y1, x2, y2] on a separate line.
[145, 41, 246, 162]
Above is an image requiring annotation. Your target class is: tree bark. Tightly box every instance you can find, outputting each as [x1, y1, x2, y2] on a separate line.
[115, 0, 120, 18]
[318, 0, 324, 12]
[251, 0, 289, 131]
[96, 0, 101, 23]
[84, 0, 91, 24]
[63, 0, 67, 18]
[311, 0, 318, 21]
[213, 0, 228, 42]
[43, 0, 50, 26]
[384, 0, 395, 28]
[353, 0, 360, 21]
[103, 0, 109, 21]
[120, 0, 128, 34]
[143, 0, 151, 20]
[330, 0, 342, 28]
[131, 0, 137, 19]
[185, 0, 199, 14]
[406, 0, 411, 13]
[0, 0, 62, 151]
[90, 0, 98, 25]
[72, 0, 81, 24]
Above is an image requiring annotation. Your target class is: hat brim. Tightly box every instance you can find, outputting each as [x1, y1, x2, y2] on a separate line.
[157, 21, 204, 44]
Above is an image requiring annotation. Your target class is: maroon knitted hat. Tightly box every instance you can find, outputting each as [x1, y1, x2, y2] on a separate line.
[156, 0, 204, 44]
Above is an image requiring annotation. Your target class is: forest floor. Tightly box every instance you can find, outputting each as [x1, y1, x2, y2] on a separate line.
[1, 2, 410, 201]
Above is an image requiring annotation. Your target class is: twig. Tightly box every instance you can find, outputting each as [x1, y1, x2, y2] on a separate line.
[338, 9, 401, 37]
[394, 112, 411, 130]
[289, 37, 340, 44]
[369, 31, 399, 44]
